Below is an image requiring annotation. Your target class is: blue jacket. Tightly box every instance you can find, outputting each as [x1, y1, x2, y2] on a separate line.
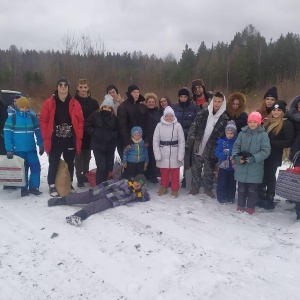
[215, 136, 236, 171]
[4, 110, 43, 152]
[232, 125, 270, 183]
[123, 139, 149, 163]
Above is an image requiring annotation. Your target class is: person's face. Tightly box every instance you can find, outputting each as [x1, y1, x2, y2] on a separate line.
[58, 82, 69, 93]
[271, 108, 282, 119]
[77, 84, 88, 98]
[231, 99, 240, 111]
[102, 105, 112, 112]
[19, 107, 29, 112]
[159, 97, 168, 109]
[132, 131, 141, 140]
[265, 97, 276, 108]
[297, 101, 300, 111]
[146, 98, 156, 109]
[179, 95, 188, 102]
[225, 130, 235, 139]
[248, 120, 260, 130]
[133, 181, 142, 190]
[164, 113, 174, 123]
[213, 96, 224, 112]
[131, 90, 140, 101]
[108, 88, 117, 99]
[194, 85, 204, 96]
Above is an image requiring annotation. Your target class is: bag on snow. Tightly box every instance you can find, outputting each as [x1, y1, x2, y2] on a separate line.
[55, 159, 71, 197]
[0, 155, 25, 186]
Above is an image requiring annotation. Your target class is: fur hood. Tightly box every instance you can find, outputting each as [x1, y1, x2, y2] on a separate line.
[226, 92, 246, 118]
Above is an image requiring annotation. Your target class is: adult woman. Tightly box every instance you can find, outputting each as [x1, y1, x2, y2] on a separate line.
[258, 87, 278, 123]
[258, 100, 294, 210]
[145, 92, 162, 183]
[158, 96, 171, 111]
[226, 92, 248, 133]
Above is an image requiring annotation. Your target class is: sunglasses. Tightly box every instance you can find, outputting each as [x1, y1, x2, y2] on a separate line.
[58, 83, 68, 87]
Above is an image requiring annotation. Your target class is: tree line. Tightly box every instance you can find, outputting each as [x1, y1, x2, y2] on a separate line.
[1, 25, 300, 106]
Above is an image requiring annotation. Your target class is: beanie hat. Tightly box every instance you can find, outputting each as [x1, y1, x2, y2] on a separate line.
[178, 87, 190, 97]
[264, 87, 278, 100]
[106, 84, 118, 94]
[272, 100, 287, 114]
[191, 79, 205, 93]
[225, 120, 237, 135]
[56, 77, 69, 87]
[131, 126, 143, 137]
[127, 85, 140, 94]
[133, 174, 146, 186]
[100, 95, 114, 109]
[247, 111, 262, 125]
[163, 106, 175, 118]
[17, 97, 30, 109]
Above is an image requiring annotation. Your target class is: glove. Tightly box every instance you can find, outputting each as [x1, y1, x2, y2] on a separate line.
[39, 147, 44, 156]
[7, 152, 14, 159]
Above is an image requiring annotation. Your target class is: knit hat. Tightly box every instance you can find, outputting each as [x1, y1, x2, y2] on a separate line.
[133, 174, 146, 186]
[272, 100, 287, 113]
[247, 111, 262, 125]
[178, 87, 190, 97]
[163, 106, 175, 118]
[131, 126, 143, 137]
[264, 87, 278, 100]
[100, 94, 114, 109]
[56, 77, 69, 87]
[191, 79, 205, 93]
[225, 120, 237, 134]
[106, 84, 118, 94]
[17, 97, 30, 109]
[127, 85, 140, 94]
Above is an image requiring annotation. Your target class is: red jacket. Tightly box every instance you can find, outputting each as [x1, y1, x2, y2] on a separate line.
[40, 94, 84, 154]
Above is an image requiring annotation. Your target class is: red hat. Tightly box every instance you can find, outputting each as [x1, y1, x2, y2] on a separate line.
[247, 112, 262, 125]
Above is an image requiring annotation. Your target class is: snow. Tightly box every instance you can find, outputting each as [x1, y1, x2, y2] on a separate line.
[1, 154, 300, 300]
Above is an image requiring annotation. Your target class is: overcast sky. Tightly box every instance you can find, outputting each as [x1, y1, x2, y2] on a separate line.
[1, 0, 300, 60]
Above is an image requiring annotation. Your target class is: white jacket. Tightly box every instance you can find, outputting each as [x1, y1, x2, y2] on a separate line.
[153, 116, 185, 168]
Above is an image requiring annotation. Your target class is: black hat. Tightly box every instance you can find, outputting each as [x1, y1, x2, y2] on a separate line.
[178, 87, 190, 97]
[191, 79, 205, 93]
[133, 174, 146, 186]
[272, 100, 287, 113]
[264, 87, 278, 100]
[56, 77, 69, 87]
[127, 85, 140, 94]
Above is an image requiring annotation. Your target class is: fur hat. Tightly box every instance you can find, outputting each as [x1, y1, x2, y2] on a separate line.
[264, 87, 278, 100]
[106, 84, 118, 94]
[225, 120, 237, 134]
[178, 87, 190, 97]
[100, 95, 114, 109]
[248, 111, 262, 125]
[191, 79, 205, 93]
[144, 92, 158, 102]
[56, 77, 69, 87]
[133, 174, 146, 186]
[131, 126, 143, 137]
[17, 97, 30, 109]
[163, 106, 175, 118]
[272, 100, 287, 113]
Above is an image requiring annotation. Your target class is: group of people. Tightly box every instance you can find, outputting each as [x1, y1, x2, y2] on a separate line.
[0, 77, 300, 225]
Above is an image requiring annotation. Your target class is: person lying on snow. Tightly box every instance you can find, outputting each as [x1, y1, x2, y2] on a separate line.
[48, 174, 150, 226]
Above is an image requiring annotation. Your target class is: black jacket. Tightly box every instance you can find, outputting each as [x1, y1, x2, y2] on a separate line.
[147, 107, 162, 146]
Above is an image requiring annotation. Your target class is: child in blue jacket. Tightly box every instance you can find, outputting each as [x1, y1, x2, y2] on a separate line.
[215, 121, 237, 204]
[4, 97, 44, 197]
[122, 126, 149, 179]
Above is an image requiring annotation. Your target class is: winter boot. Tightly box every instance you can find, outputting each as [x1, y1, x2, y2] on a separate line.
[21, 188, 29, 197]
[204, 190, 216, 199]
[245, 207, 255, 214]
[188, 188, 199, 195]
[66, 215, 82, 226]
[158, 185, 167, 196]
[171, 190, 178, 198]
[261, 196, 275, 210]
[28, 188, 42, 196]
[49, 184, 59, 197]
[48, 197, 67, 207]
[237, 206, 244, 212]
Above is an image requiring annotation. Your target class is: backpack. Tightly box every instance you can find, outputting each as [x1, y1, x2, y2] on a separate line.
[11, 113, 35, 129]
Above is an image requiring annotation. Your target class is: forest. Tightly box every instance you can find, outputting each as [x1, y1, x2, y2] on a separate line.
[1, 25, 300, 111]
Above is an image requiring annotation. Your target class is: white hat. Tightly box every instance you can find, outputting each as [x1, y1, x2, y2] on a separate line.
[163, 106, 175, 117]
[100, 94, 114, 108]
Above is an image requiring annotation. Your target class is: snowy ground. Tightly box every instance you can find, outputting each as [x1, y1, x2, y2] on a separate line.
[0, 154, 300, 300]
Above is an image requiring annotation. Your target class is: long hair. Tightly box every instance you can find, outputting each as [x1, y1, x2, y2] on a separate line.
[264, 110, 284, 135]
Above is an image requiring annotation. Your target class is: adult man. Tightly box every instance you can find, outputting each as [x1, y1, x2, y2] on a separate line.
[40, 77, 84, 197]
[0, 99, 8, 155]
[185, 92, 228, 198]
[191, 79, 213, 110]
[7, 95, 21, 116]
[74, 79, 99, 187]
[106, 84, 124, 116]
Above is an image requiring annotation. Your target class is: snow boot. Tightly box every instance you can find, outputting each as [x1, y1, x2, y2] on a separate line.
[188, 188, 199, 195]
[245, 207, 255, 215]
[49, 184, 59, 197]
[158, 185, 167, 196]
[204, 190, 216, 199]
[171, 190, 178, 198]
[66, 215, 82, 226]
[28, 188, 42, 196]
[237, 206, 244, 212]
[21, 188, 29, 197]
[48, 197, 67, 207]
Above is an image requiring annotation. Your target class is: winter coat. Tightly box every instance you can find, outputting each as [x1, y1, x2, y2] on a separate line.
[4, 110, 43, 152]
[123, 139, 149, 163]
[192, 91, 213, 110]
[232, 125, 271, 183]
[265, 119, 294, 167]
[85, 110, 118, 152]
[0, 100, 8, 154]
[153, 116, 185, 168]
[146, 107, 162, 146]
[40, 93, 84, 154]
[89, 178, 150, 207]
[215, 136, 236, 171]
[117, 95, 150, 147]
[75, 91, 99, 150]
[172, 99, 199, 140]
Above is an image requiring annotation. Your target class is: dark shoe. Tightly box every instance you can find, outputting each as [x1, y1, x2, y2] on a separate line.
[49, 185, 59, 197]
[48, 197, 66, 207]
[149, 177, 159, 184]
[205, 190, 216, 199]
[261, 199, 275, 210]
[21, 189, 29, 197]
[188, 188, 199, 195]
[77, 181, 84, 188]
[218, 199, 227, 205]
[227, 199, 235, 204]
[28, 188, 42, 196]
[181, 178, 186, 188]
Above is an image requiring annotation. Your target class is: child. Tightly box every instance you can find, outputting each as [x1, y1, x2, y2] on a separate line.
[3, 97, 44, 197]
[232, 112, 271, 214]
[215, 120, 237, 204]
[122, 126, 149, 179]
[48, 174, 150, 226]
[153, 106, 185, 198]
[85, 95, 118, 185]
